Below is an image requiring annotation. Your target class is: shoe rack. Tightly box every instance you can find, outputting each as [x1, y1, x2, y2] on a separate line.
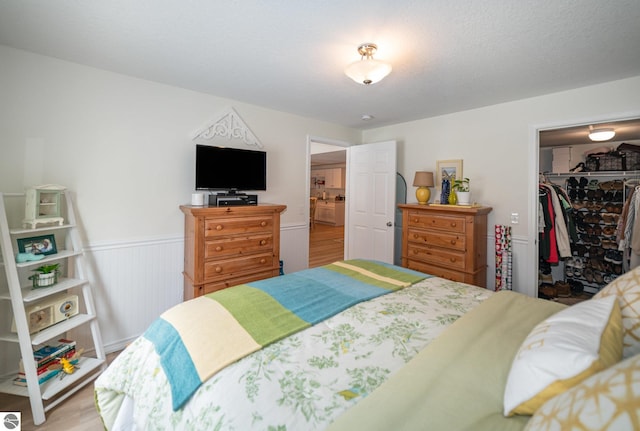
[561, 174, 626, 294]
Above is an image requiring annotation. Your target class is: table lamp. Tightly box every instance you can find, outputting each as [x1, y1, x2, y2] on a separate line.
[413, 171, 434, 205]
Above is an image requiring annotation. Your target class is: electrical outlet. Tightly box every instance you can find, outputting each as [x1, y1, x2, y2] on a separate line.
[511, 213, 519, 224]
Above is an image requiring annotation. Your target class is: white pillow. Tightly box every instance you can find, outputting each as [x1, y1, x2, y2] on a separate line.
[504, 295, 623, 416]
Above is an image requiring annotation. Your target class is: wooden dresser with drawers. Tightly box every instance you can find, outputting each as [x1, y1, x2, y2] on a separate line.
[399, 204, 492, 288]
[180, 203, 286, 300]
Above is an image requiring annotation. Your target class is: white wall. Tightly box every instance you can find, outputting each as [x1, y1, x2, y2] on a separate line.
[0, 46, 359, 354]
[363, 75, 640, 294]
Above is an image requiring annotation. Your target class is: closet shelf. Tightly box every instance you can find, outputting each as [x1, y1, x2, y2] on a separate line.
[545, 170, 640, 177]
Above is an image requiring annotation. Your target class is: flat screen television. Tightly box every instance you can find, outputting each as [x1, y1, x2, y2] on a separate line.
[195, 144, 267, 192]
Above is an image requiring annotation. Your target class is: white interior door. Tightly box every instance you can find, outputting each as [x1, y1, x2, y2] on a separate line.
[345, 141, 397, 263]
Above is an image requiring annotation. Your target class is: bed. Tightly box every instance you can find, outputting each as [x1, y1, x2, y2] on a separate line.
[94, 259, 640, 431]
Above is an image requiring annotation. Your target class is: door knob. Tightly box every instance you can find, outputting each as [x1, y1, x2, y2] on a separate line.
[386, 222, 392, 227]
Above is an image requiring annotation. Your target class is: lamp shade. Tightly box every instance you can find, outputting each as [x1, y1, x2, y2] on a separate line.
[589, 128, 616, 142]
[413, 171, 434, 187]
[413, 171, 434, 205]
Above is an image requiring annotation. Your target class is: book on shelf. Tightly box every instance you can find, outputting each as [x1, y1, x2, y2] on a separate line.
[18, 347, 76, 374]
[13, 358, 80, 387]
[13, 369, 60, 386]
[19, 339, 76, 371]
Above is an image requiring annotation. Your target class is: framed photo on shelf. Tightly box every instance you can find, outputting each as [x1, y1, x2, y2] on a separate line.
[436, 159, 463, 188]
[17, 234, 57, 256]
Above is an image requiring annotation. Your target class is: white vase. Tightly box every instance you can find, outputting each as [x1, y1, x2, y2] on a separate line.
[456, 191, 471, 205]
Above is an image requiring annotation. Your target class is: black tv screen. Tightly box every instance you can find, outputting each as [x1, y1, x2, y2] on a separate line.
[195, 145, 267, 192]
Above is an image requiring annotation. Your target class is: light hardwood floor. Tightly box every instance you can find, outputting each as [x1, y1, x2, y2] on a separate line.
[0, 225, 345, 429]
[309, 223, 345, 268]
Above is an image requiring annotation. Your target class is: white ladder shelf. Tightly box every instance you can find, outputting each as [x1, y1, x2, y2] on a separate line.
[0, 191, 105, 425]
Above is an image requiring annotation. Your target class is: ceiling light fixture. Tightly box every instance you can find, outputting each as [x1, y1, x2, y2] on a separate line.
[344, 43, 392, 85]
[588, 127, 616, 142]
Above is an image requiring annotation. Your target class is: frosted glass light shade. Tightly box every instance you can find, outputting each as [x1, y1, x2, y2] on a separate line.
[589, 128, 616, 142]
[345, 59, 392, 85]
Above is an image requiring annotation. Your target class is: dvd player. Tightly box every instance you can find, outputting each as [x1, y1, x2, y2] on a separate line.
[215, 194, 258, 206]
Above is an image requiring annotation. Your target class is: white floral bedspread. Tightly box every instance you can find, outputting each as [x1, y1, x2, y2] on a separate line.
[95, 276, 491, 430]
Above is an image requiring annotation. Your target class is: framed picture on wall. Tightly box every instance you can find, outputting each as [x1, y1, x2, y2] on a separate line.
[436, 159, 463, 188]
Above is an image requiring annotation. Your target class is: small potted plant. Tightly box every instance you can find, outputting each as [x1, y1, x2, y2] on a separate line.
[452, 177, 471, 205]
[29, 263, 60, 288]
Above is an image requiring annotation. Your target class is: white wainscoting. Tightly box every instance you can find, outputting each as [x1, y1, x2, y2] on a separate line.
[73, 236, 184, 354]
[279, 222, 309, 274]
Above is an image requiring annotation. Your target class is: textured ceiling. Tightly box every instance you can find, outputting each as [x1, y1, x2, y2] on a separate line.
[0, 0, 639, 132]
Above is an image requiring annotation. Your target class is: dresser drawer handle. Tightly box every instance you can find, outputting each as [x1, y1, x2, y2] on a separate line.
[260, 240, 267, 246]
[216, 224, 223, 231]
[215, 266, 222, 273]
[413, 218, 419, 223]
[259, 258, 266, 264]
[215, 246, 223, 251]
[450, 239, 456, 245]
[413, 233, 419, 239]
[449, 257, 457, 262]
[450, 222, 457, 227]
[412, 249, 418, 255]
[260, 221, 267, 227]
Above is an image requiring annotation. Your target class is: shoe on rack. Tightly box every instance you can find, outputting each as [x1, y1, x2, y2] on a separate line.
[588, 179, 600, 190]
[584, 268, 595, 283]
[573, 201, 587, 210]
[579, 177, 589, 188]
[565, 258, 575, 277]
[594, 271, 605, 284]
[602, 226, 616, 236]
[569, 279, 584, 294]
[604, 250, 623, 265]
[568, 176, 579, 187]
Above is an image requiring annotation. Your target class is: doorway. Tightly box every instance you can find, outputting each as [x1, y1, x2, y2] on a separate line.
[308, 139, 348, 268]
[531, 115, 640, 298]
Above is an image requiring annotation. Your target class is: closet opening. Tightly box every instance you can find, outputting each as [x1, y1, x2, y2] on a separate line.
[537, 117, 640, 304]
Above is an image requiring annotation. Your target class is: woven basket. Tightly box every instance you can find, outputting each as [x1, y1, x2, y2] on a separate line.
[585, 152, 626, 171]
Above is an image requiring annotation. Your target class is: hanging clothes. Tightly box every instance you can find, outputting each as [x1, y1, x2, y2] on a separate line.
[539, 183, 572, 260]
[539, 186, 555, 262]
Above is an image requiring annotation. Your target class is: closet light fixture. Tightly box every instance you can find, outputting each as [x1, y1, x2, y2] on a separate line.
[588, 127, 616, 142]
[344, 43, 392, 85]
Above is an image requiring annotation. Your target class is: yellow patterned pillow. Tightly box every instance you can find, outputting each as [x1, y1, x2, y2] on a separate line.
[504, 296, 623, 416]
[524, 353, 640, 431]
[594, 266, 640, 359]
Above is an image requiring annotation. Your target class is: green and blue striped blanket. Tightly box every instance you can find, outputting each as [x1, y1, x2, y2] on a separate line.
[144, 259, 428, 410]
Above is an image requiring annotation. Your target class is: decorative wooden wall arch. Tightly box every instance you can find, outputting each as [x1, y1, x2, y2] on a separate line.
[192, 107, 263, 148]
